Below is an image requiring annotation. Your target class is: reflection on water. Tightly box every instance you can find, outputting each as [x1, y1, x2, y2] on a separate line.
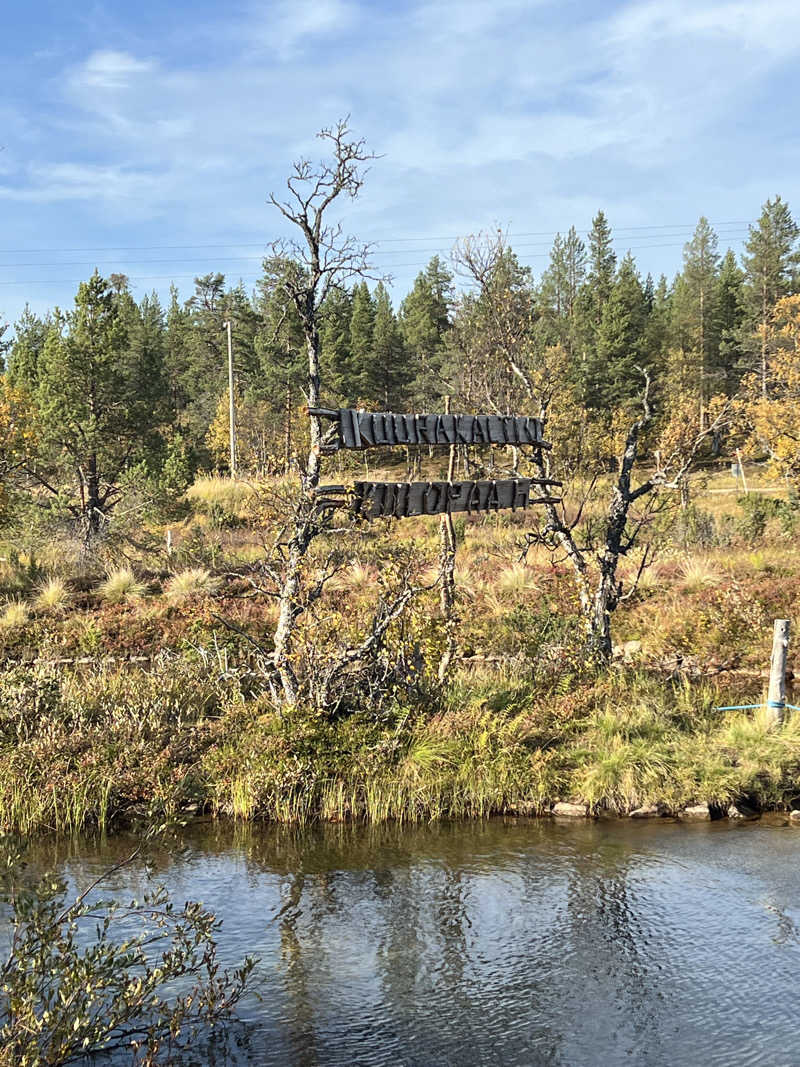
[15, 818, 800, 1066]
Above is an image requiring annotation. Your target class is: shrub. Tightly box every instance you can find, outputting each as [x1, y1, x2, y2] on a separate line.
[735, 494, 782, 543]
[0, 835, 256, 1065]
[98, 567, 147, 604]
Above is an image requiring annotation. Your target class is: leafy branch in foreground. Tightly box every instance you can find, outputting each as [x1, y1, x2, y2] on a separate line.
[0, 834, 256, 1066]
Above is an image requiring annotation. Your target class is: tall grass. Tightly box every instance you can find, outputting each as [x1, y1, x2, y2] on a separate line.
[34, 576, 70, 615]
[164, 567, 219, 601]
[186, 476, 255, 518]
[98, 567, 147, 604]
[0, 599, 29, 629]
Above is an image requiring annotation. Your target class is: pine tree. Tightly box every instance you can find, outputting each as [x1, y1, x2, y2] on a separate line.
[538, 227, 586, 354]
[35, 271, 155, 533]
[253, 256, 307, 472]
[742, 195, 800, 395]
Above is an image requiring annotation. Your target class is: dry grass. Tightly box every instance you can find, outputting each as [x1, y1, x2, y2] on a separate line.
[679, 556, 722, 592]
[34, 576, 70, 615]
[330, 561, 377, 594]
[186, 476, 256, 517]
[0, 599, 29, 628]
[497, 562, 538, 595]
[98, 567, 147, 604]
[164, 567, 220, 601]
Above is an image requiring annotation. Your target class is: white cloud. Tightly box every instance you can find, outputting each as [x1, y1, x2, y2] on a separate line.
[79, 50, 155, 90]
[609, 0, 800, 54]
[243, 0, 358, 59]
[3, 0, 800, 323]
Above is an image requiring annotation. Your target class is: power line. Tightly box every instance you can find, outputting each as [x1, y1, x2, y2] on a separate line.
[0, 234, 754, 280]
[0, 219, 755, 257]
[0, 229, 754, 270]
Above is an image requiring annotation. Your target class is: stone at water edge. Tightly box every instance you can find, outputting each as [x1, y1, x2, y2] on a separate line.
[629, 804, 666, 818]
[727, 803, 759, 821]
[680, 803, 711, 820]
[789, 810, 800, 824]
[552, 802, 589, 818]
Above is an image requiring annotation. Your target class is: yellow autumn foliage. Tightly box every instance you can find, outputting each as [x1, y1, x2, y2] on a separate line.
[745, 295, 800, 485]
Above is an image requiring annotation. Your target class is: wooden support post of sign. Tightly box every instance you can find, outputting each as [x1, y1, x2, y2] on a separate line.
[766, 619, 790, 726]
[438, 397, 458, 681]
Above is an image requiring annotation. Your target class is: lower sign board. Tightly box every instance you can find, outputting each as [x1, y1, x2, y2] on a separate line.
[316, 478, 561, 520]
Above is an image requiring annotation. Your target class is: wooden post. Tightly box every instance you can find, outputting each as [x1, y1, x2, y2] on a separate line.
[736, 448, 749, 495]
[766, 619, 790, 725]
[438, 396, 458, 681]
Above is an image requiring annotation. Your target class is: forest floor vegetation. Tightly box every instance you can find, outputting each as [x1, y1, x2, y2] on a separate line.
[2, 465, 800, 835]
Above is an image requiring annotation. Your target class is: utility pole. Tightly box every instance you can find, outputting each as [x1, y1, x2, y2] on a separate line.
[222, 319, 236, 478]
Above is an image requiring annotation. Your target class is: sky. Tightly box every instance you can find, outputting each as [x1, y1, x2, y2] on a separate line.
[2, 0, 800, 328]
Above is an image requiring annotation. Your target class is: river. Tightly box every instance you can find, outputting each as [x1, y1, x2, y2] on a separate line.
[12, 816, 800, 1066]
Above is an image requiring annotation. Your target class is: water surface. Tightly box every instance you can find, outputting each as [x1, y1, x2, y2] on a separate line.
[16, 818, 800, 1066]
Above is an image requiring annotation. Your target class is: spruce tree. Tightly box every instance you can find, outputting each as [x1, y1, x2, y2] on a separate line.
[349, 282, 375, 403]
[7, 305, 50, 392]
[398, 255, 453, 409]
[369, 282, 407, 409]
[591, 253, 649, 410]
[587, 210, 617, 326]
[681, 217, 720, 411]
[742, 195, 800, 395]
[319, 287, 353, 400]
[715, 249, 746, 394]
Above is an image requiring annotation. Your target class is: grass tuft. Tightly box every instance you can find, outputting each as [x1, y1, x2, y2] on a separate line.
[0, 599, 29, 629]
[164, 568, 220, 601]
[34, 576, 70, 615]
[679, 556, 721, 591]
[98, 567, 147, 604]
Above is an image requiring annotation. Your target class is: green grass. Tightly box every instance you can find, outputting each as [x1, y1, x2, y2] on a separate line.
[2, 655, 798, 836]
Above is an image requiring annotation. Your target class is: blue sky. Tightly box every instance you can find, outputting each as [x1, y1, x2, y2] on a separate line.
[2, 0, 800, 327]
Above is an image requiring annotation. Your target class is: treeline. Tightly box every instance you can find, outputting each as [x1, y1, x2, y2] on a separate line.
[1, 196, 799, 532]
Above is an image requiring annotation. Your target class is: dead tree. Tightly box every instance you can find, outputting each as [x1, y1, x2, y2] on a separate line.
[528, 379, 729, 662]
[267, 120, 381, 704]
[453, 231, 729, 664]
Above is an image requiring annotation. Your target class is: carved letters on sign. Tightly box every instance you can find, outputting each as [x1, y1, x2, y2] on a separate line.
[309, 408, 550, 451]
[315, 479, 562, 521]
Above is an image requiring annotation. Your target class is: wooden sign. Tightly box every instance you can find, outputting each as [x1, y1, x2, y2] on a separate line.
[316, 478, 561, 520]
[309, 408, 550, 451]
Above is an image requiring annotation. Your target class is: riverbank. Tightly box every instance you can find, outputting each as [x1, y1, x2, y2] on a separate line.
[3, 655, 800, 836]
[3, 474, 800, 836]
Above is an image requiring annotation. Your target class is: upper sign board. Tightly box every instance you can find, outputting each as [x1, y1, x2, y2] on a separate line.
[310, 408, 550, 451]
